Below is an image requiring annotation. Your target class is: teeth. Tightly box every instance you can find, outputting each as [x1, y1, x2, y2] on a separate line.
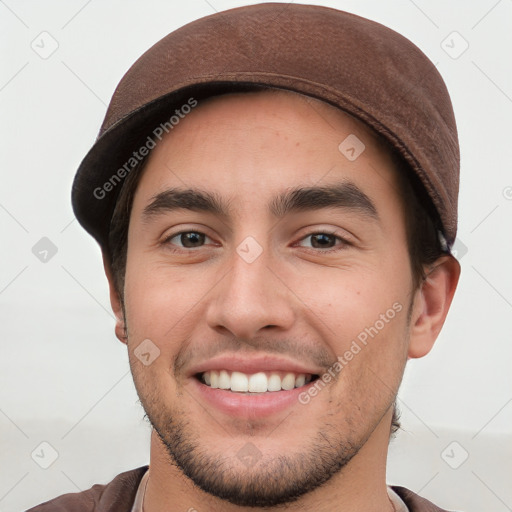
[248, 372, 267, 392]
[267, 373, 282, 392]
[201, 370, 312, 393]
[230, 371, 249, 392]
[218, 370, 231, 390]
[295, 374, 306, 387]
[210, 371, 219, 389]
[281, 373, 295, 390]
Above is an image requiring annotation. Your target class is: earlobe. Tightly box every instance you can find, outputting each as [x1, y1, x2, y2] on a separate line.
[408, 255, 460, 359]
[102, 251, 128, 345]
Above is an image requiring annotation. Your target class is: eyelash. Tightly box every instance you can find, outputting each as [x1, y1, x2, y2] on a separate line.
[161, 229, 351, 253]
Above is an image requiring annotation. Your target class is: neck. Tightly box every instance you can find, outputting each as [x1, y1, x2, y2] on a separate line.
[143, 409, 395, 512]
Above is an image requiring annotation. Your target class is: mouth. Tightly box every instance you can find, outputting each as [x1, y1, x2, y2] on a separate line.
[188, 355, 325, 418]
[196, 370, 319, 393]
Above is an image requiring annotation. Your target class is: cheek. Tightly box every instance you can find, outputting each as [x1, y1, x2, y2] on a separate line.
[122, 256, 214, 353]
[291, 257, 411, 395]
[294, 258, 409, 339]
[322, 302, 409, 426]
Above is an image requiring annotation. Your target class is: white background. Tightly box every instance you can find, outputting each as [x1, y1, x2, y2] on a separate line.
[1, 1, 511, 511]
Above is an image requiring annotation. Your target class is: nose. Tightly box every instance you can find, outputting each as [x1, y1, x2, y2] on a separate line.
[205, 244, 296, 341]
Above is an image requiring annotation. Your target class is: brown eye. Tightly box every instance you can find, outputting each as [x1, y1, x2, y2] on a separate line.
[308, 233, 337, 249]
[295, 230, 352, 253]
[166, 231, 208, 248]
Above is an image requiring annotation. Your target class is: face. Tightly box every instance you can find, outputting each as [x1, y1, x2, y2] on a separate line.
[122, 90, 416, 506]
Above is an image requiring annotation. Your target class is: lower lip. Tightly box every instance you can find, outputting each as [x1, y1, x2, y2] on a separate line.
[190, 377, 314, 418]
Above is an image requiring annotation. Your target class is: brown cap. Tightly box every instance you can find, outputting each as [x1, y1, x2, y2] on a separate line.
[71, 2, 459, 252]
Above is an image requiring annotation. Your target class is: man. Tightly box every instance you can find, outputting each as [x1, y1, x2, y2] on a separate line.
[28, 3, 461, 511]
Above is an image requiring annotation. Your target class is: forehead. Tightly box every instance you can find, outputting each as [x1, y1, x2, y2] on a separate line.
[130, 89, 402, 215]
[159, 89, 392, 158]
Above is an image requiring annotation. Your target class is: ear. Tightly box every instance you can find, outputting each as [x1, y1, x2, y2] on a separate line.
[102, 251, 127, 345]
[408, 255, 460, 358]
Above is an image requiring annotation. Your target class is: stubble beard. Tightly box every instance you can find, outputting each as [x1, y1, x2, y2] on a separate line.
[122, 296, 413, 507]
[129, 357, 394, 507]
[142, 396, 365, 507]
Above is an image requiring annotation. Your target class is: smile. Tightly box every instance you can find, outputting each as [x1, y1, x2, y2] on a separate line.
[188, 355, 325, 417]
[198, 370, 317, 393]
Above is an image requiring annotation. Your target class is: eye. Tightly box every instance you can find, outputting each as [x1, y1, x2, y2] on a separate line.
[162, 229, 351, 253]
[297, 231, 350, 252]
[163, 231, 212, 249]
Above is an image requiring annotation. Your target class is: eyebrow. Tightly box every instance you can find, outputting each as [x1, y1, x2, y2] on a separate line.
[141, 181, 379, 223]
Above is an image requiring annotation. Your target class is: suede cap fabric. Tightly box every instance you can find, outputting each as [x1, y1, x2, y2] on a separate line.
[71, 2, 460, 252]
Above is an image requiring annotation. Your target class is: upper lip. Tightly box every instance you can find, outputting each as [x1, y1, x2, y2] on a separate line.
[187, 354, 323, 378]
